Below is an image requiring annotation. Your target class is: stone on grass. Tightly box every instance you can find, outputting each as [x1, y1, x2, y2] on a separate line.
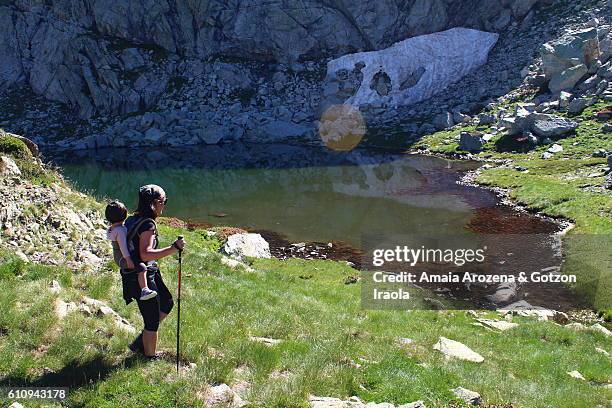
[591, 323, 611, 337]
[459, 132, 484, 152]
[531, 114, 577, 138]
[54, 298, 77, 319]
[451, 387, 482, 405]
[433, 337, 484, 363]
[547, 144, 563, 154]
[497, 300, 558, 321]
[567, 370, 586, 380]
[249, 336, 282, 346]
[308, 395, 364, 408]
[595, 347, 609, 356]
[222, 233, 271, 260]
[9, 402, 24, 408]
[220, 255, 255, 272]
[201, 383, 246, 408]
[81, 296, 136, 333]
[475, 318, 518, 331]
[49, 279, 62, 294]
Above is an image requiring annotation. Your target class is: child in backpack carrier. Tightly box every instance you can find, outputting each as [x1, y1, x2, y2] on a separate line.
[105, 200, 158, 301]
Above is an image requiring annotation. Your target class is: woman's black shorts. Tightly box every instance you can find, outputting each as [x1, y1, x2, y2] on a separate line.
[123, 266, 174, 332]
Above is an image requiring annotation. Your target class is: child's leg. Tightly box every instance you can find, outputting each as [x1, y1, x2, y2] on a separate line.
[137, 271, 148, 290]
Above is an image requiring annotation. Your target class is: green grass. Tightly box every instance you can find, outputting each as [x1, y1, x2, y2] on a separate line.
[0, 226, 609, 407]
[416, 98, 612, 314]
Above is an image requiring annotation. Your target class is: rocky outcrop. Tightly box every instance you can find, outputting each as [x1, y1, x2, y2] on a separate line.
[0, 0, 546, 144]
[322, 28, 498, 110]
[541, 27, 601, 93]
[0, 147, 110, 269]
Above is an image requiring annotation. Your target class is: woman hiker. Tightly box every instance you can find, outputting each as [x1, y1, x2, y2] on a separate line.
[123, 184, 186, 359]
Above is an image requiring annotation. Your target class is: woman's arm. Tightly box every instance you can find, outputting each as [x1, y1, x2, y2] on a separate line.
[139, 230, 180, 262]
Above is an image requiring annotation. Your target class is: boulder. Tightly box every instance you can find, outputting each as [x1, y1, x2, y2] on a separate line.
[549, 64, 588, 93]
[194, 126, 225, 144]
[222, 233, 271, 260]
[433, 112, 454, 130]
[477, 113, 496, 125]
[322, 28, 498, 110]
[143, 128, 165, 144]
[541, 27, 600, 80]
[568, 97, 595, 115]
[0, 156, 21, 177]
[458, 132, 484, 152]
[530, 114, 577, 138]
[433, 337, 484, 363]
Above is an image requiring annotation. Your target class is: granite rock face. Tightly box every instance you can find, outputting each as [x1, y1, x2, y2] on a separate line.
[0, 0, 541, 122]
[322, 28, 499, 110]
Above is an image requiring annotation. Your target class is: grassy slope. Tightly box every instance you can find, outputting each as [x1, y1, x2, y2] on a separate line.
[0, 129, 610, 406]
[0, 221, 610, 407]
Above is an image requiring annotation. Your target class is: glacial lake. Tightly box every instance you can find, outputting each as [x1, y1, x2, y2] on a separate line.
[48, 143, 558, 247]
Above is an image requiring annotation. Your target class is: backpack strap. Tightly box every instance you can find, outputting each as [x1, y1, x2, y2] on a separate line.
[126, 217, 156, 244]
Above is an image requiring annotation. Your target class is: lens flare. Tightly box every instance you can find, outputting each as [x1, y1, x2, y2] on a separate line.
[318, 104, 366, 151]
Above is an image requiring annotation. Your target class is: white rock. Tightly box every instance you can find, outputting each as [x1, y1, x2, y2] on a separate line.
[49, 279, 62, 294]
[9, 402, 24, 408]
[595, 347, 609, 356]
[249, 336, 282, 346]
[567, 370, 586, 380]
[548, 144, 563, 153]
[0, 155, 21, 177]
[451, 387, 482, 405]
[308, 395, 365, 408]
[202, 383, 246, 407]
[222, 233, 271, 260]
[220, 255, 255, 272]
[591, 323, 611, 337]
[475, 318, 518, 331]
[433, 337, 484, 363]
[54, 298, 77, 319]
[497, 300, 557, 321]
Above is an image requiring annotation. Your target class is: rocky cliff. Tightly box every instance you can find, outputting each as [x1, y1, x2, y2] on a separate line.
[0, 0, 602, 150]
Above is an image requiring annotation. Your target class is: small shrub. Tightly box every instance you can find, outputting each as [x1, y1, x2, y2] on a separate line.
[0, 135, 31, 159]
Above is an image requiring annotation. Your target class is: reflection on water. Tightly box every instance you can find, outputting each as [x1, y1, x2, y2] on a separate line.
[48, 143, 547, 245]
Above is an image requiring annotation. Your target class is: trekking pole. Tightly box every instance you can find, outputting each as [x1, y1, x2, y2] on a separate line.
[176, 235, 184, 373]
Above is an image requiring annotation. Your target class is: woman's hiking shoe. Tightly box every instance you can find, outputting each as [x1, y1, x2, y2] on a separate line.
[139, 287, 157, 300]
[128, 332, 144, 353]
[144, 353, 162, 361]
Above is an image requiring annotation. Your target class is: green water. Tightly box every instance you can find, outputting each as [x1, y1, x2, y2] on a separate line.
[51, 143, 503, 246]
